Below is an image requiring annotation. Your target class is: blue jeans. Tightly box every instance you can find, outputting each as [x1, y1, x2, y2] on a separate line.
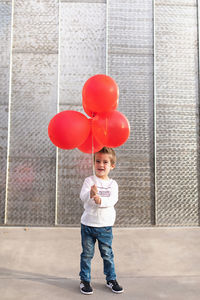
[80, 224, 116, 282]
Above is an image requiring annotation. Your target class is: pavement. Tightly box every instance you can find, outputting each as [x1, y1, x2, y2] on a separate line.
[0, 226, 200, 300]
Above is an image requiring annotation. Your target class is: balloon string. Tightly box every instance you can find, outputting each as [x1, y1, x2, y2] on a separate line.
[91, 114, 95, 178]
[92, 131, 94, 176]
[105, 117, 108, 136]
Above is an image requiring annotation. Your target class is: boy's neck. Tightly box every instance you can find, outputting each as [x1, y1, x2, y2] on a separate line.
[95, 174, 110, 180]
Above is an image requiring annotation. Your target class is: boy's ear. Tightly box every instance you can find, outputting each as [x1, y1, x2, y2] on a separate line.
[111, 164, 115, 170]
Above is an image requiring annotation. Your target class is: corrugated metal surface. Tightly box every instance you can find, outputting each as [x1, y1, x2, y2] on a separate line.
[155, 0, 199, 225]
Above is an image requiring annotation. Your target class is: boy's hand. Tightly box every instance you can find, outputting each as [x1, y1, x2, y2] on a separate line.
[93, 194, 101, 205]
[90, 184, 98, 198]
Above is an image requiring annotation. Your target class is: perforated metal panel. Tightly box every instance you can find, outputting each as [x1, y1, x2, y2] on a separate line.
[107, 0, 155, 226]
[155, 0, 199, 225]
[57, 2, 106, 225]
[5, 0, 59, 225]
[0, 0, 12, 224]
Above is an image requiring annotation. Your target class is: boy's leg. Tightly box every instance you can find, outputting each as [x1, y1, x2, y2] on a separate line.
[79, 224, 96, 282]
[97, 227, 116, 281]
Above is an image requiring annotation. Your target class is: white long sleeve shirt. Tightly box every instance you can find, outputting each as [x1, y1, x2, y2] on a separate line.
[80, 175, 118, 227]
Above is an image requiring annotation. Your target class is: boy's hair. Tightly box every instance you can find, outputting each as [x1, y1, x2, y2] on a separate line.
[94, 147, 116, 165]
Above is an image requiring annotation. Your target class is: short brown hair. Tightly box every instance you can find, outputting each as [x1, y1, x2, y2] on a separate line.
[94, 147, 116, 165]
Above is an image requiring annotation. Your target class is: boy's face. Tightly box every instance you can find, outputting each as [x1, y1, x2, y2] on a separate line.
[94, 153, 115, 180]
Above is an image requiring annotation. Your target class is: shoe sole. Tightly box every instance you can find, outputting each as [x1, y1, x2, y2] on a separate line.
[106, 284, 124, 294]
[80, 288, 93, 295]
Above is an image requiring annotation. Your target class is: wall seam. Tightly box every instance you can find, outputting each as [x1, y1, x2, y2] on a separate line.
[106, 0, 108, 75]
[153, 0, 157, 226]
[55, 0, 61, 226]
[4, 0, 15, 225]
[196, 0, 200, 226]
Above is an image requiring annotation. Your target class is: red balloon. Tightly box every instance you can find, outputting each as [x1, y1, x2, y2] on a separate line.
[82, 101, 96, 118]
[92, 111, 130, 148]
[78, 119, 103, 153]
[83, 101, 118, 118]
[48, 111, 90, 149]
[82, 74, 119, 114]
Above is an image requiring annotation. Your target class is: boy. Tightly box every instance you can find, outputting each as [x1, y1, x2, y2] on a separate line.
[79, 147, 124, 295]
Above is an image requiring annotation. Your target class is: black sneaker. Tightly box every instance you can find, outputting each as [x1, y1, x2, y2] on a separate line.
[80, 280, 93, 295]
[106, 280, 124, 293]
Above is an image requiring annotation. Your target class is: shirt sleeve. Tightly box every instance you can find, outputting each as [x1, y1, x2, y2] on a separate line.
[99, 180, 118, 208]
[80, 177, 93, 204]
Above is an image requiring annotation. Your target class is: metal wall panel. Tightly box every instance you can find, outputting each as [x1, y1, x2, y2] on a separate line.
[0, 0, 12, 224]
[155, 0, 199, 225]
[107, 0, 154, 226]
[5, 0, 59, 225]
[57, 2, 106, 225]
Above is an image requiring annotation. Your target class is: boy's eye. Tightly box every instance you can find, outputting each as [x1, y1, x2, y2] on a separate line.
[96, 160, 100, 163]
[104, 161, 108, 164]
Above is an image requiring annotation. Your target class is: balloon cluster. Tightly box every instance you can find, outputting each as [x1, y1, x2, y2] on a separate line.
[48, 74, 130, 153]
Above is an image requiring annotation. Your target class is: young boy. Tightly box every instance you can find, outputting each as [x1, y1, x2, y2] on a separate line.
[79, 147, 124, 295]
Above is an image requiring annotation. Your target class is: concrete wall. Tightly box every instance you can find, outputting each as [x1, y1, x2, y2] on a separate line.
[0, 0, 199, 227]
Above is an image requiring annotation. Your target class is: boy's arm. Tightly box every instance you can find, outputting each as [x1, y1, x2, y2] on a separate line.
[98, 181, 118, 208]
[80, 178, 93, 203]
